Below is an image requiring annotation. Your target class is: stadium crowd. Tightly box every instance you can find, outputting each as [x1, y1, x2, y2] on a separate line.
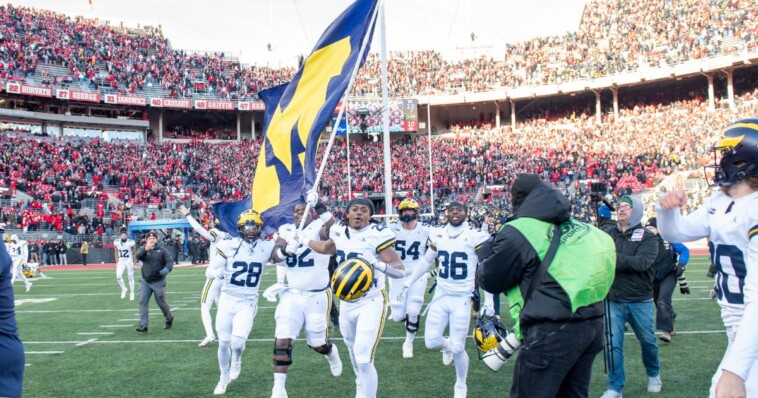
[1, 0, 755, 99]
[0, 88, 755, 237]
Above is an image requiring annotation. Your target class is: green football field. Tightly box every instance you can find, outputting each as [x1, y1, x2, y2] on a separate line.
[13, 255, 724, 397]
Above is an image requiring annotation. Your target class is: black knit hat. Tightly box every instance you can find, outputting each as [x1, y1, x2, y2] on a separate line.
[346, 198, 375, 216]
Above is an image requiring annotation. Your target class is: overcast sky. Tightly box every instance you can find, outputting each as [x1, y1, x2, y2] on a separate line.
[6, 0, 588, 67]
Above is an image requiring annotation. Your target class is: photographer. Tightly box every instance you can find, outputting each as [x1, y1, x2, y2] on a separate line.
[477, 174, 616, 398]
[645, 217, 690, 343]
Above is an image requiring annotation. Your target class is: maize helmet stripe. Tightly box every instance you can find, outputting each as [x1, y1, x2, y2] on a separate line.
[724, 122, 758, 133]
[331, 258, 373, 301]
[334, 261, 361, 298]
[716, 134, 745, 149]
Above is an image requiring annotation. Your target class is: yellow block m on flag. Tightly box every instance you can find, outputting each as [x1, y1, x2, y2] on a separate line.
[252, 0, 378, 232]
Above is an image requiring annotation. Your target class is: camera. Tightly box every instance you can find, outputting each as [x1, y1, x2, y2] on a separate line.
[481, 332, 521, 372]
[589, 181, 608, 203]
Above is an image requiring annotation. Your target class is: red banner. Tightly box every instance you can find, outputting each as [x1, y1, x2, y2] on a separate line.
[195, 100, 235, 111]
[56, 89, 100, 103]
[238, 101, 265, 111]
[150, 98, 192, 109]
[6, 82, 52, 98]
[104, 94, 147, 107]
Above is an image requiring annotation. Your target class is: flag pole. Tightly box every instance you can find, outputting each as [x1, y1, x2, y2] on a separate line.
[297, 2, 380, 232]
[380, 0, 392, 225]
[346, 103, 353, 199]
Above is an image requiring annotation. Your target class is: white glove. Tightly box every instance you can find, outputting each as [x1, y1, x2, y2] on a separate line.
[212, 268, 225, 280]
[305, 189, 319, 208]
[278, 227, 295, 243]
[420, 269, 437, 283]
[397, 285, 410, 302]
[285, 233, 301, 255]
[262, 283, 287, 302]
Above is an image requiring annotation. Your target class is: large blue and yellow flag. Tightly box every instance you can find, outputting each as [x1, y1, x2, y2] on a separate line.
[252, 0, 378, 233]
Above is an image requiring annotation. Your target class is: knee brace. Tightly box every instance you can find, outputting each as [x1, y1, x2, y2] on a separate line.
[310, 341, 333, 355]
[405, 316, 419, 333]
[273, 338, 293, 366]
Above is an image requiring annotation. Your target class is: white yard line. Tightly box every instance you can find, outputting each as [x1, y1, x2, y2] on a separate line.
[77, 332, 113, 335]
[99, 325, 134, 328]
[23, 330, 729, 345]
[76, 338, 98, 347]
[26, 351, 65, 354]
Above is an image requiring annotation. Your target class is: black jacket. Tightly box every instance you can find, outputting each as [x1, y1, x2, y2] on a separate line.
[477, 183, 606, 328]
[136, 244, 173, 283]
[604, 223, 658, 301]
[652, 235, 675, 280]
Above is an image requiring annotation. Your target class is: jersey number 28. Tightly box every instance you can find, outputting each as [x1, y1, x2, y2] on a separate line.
[231, 261, 263, 288]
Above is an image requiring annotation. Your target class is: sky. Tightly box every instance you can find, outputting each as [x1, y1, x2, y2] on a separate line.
[5, 0, 588, 67]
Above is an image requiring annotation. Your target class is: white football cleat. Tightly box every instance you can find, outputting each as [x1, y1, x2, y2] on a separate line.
[326, 344, 342, 377]
[442, 348, 453, 366]
[271, 384, 288, 398]
[229, 359, 242, 381]
[199, 336, 215, 347]
[454, 382, 467, 398]
[25, 283, 32, 292]
[121, 288, 128, 299]
[129, 291, 135, 301]
[402, 341, 413, 358]
[213, 378, 230, 395]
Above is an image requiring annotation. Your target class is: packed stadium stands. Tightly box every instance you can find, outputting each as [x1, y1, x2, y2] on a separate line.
[1, 0, 755, 99]
[0, 0, 757, 243]
[2, 89, 756, 239]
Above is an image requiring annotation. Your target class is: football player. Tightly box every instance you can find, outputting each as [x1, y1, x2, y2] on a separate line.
[265, 201, 342, 398]
[205, 210, 274, 395]
[656, 118, 758, 398]
[302, 198, 404, 398]
[8, 235, 31, 292]
[113, 230, 137, 300]
[388, 198, 433, 359]
[180, 204, 231, 348]
[401, 201, 494, 398]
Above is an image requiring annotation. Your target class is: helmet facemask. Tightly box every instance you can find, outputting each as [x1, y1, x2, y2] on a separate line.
[238, 222, 260, 243]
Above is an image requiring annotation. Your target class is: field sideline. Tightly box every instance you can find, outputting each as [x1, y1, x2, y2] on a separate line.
[14, 255, 724, 397]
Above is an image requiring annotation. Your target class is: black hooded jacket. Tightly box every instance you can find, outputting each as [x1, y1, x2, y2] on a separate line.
[477, 178, 606, 328]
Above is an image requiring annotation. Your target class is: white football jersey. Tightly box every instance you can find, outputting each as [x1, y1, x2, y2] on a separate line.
[428, 225, 490, 294]
[207, 228, 231, 262]
[278, 220, 331, 291]
[186, 215, 231, 262]
[8, 241, 26, 261]
[212, 237, 274, 299]
[657, 190, 758, 326]
[389, 221, 430, 274]
[329, 222, 396, 299]
[114, 239, 136, 262]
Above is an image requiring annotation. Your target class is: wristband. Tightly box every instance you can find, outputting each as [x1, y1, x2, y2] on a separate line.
[274, 247, 287, 261]
[319, 211, 334, 223]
